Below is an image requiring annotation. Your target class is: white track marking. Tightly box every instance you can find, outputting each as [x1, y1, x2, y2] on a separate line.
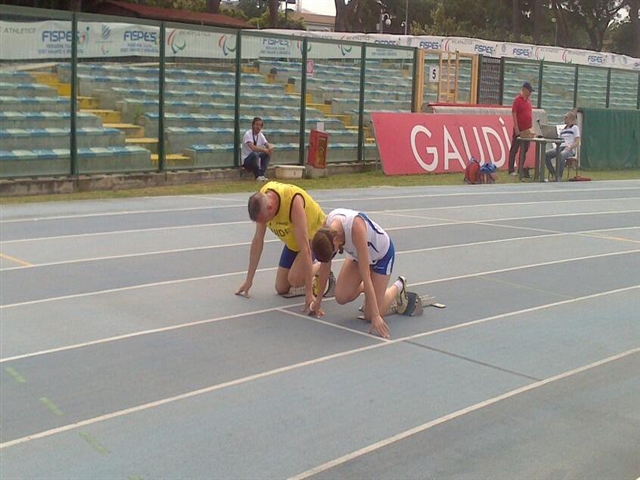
[0, 220, 250, 244]
[1, 187, 637, 225]
[280, 308, 390, 342]
[2, 203, 638, 245]
[1, 249, 638, 310]
[0, 203, 245, 224]
[0, 224, 626, 271]
[288, 347, 640, 480]
[1, 213, 638, 271]
[0, 239, 279, 271]
[0, 306, 279, 363]
[0, 287, 636, 450]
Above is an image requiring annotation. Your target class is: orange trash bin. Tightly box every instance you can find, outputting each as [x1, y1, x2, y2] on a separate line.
[307, 130, 329, 169]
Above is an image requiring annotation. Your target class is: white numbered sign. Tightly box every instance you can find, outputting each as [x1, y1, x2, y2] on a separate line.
[428, 66, 439, 83]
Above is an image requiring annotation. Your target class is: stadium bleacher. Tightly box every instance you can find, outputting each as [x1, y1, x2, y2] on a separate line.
[0, 55, 637, 178]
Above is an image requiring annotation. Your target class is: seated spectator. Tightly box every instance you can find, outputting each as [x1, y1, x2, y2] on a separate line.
[545, 111, 580, 181]
[242, 117, 274, 182]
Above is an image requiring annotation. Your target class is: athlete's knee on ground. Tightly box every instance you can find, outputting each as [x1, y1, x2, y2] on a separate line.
[334, 290, 357, 305]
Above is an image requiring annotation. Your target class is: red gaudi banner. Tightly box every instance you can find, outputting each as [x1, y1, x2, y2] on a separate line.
[372, 113, 536, 175]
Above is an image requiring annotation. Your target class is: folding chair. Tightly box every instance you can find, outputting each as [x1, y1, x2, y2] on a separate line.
[565, 146, 580, 180]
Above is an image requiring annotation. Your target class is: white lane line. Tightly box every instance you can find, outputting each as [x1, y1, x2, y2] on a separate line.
[404, 250, 640, 289]
[0, 287, 636, 450]
[183, 195, 248, 202]
[2, 203, 638, 245]
[0, 239, 279, 271]
[279, 308, 390, 342]
[1, 249, 638, 310]
[0, 217, 640, 272]
[0, 305, 280, 363]
[0, 204, 245, 224]
[288, 346, 640, 480]
[0, 220, 250, 244]
[1, 187, 637, 224]
[0, 268, 259, 309]
[385, 208, 640, 222]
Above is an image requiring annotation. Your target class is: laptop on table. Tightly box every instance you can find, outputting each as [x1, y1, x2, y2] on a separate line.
[540, 124, 561, 140]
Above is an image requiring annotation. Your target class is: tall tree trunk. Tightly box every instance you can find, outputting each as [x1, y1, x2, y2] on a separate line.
[630, 0, 640, 57]
[66, 0, 81, 11]
[269, 0, 278, 28]
[551, 0, 569, 47]
[532, 0, 542, 44]
[206, 0, 220, 14]
[512, 0, 521, 41]
[335, 0, 360, 33]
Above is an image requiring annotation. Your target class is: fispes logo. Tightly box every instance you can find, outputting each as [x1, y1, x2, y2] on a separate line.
[296, 40, 312, 54]
[167, 29, 186, 54]
[338, 35, 352, 56]
[218, 34, 237, 57]
[77, 26, 90, 45]
[123, 30, 158, 44]
[101, 24, 111, 40]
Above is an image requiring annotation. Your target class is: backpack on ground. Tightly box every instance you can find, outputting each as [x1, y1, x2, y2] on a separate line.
[464, 157, 481, 184]
[479, 162, 497, 183]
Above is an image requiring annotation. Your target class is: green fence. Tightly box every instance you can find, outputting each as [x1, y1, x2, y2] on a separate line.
[579, 109, 640, 169]
[500, 58, 640, 125]
[0, 5, 638, 179]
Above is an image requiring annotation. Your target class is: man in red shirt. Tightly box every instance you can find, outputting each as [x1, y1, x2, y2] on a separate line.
[507, 81, 534, 176]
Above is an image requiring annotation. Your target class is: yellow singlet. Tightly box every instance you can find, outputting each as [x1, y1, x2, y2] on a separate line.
[260, 181, 326, 252]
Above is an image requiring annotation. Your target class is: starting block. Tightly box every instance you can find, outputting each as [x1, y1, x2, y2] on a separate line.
[358, 292, 445, 320]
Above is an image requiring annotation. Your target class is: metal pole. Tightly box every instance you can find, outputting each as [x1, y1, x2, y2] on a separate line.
[357, 45, 366, 162]
[537, 60, 543, 109]
[404, 0, 408, 35]
[157, 22, 166, 173]
[70, 13, 78, 176]
[605, 68, 612, 108]
[233, 31, 242, 168]
[298, 37, 308, 166]
[573, 65, 579, 108]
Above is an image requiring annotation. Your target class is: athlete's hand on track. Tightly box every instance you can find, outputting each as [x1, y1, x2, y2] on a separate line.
[235, 281, 252, 298]
[369, 314, 390, 339]
[308, 299, 324, 317]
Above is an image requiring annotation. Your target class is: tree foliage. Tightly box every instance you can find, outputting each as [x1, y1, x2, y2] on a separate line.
[330, 0, 639, 53]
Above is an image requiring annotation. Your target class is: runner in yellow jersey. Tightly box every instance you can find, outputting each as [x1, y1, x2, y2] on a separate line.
[236, 181, 326, 312]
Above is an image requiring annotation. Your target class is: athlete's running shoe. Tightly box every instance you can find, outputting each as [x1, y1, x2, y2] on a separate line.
[395, 275, 409, 315]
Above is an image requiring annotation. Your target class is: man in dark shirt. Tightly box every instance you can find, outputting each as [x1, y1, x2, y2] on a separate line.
[507, 81, 534, 176]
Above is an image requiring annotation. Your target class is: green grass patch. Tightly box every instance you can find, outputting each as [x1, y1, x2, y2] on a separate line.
[1, 169, 639, 205]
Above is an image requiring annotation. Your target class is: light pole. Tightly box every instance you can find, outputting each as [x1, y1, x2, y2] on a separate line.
[378, 11, 391, 34]
[404, 0, 408, 35]
[551, 17, 558, 46]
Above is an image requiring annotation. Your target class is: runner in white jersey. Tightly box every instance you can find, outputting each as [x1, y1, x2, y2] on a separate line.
[326, 208, 391, 267]
[310, 208, 408, 339]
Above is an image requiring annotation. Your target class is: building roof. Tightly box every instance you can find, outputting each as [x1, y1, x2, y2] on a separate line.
[96, 0, 253, 29]
[292, 11, 334, 31]
[294, 11, 335, 24]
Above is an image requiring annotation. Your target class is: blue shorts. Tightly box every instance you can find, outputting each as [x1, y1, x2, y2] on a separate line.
[371, 240, 395, 276]
[279, 245, 318, 269]
[278, 245, 298, 269]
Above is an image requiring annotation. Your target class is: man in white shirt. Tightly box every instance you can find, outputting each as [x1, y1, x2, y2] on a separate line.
[241, 117, 274, 182]
[545, 111, 580, 181]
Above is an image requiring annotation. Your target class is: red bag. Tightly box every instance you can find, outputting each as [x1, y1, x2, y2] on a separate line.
[464, 158, 481, 184]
